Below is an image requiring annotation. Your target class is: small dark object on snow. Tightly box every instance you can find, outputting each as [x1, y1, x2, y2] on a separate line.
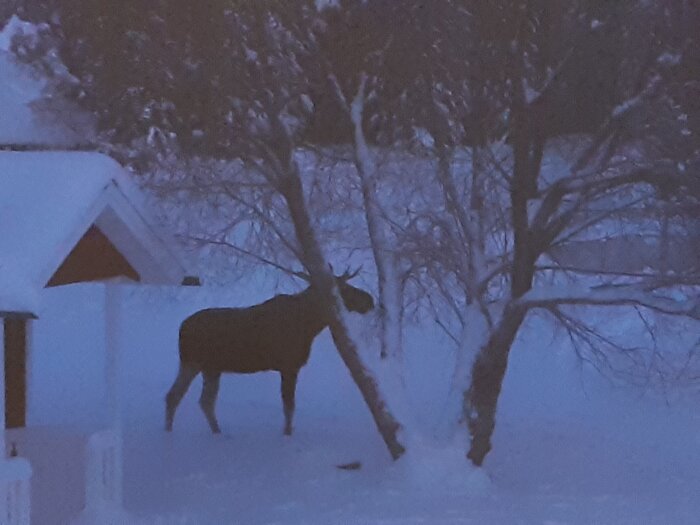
[336, 461, 362, 470]
[9, 442, 18, 457]
[165, 269, 373, 436]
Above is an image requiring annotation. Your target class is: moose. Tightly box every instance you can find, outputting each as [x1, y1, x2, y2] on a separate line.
[165, 269, 374, 435]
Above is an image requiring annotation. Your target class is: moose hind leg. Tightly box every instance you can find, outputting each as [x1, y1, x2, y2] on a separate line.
[200, 371, 222, 434]
[165, 364, 199, 431]
[281, 370, 299, 436]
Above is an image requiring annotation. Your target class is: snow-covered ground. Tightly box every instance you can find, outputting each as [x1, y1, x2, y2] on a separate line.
[1, 15, 698, 522]
[67, 283, 699, 524]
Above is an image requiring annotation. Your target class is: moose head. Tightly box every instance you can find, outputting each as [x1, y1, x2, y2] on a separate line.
[334, 267, 374, 314]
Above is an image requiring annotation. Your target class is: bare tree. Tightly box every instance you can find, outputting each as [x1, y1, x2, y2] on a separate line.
[412, 0, 700, 465]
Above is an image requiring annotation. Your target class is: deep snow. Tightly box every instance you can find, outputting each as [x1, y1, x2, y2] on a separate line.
[70, 283, 700, 524]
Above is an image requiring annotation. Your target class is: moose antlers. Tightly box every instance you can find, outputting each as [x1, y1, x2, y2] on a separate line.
[295, 264, 362, 283]
[329, 263, 362, 281]
[339, 266, 362, 281]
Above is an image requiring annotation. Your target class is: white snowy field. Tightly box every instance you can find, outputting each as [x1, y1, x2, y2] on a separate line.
[71, 283, 700, 525]
[2, 12, 698, 525]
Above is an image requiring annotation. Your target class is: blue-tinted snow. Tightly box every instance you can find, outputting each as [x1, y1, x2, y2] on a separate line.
[26, 282, 699, 524]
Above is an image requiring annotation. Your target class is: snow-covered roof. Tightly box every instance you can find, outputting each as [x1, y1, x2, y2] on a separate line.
[0, 268, 39, 316]
[0, 150, 190, 313]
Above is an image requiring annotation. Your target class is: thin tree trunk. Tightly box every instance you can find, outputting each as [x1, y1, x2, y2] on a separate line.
[279, 160, 406, 460]
[433, 144, 494, 443]
[349, 74, 403, 360]
[439, 304, 488, 441]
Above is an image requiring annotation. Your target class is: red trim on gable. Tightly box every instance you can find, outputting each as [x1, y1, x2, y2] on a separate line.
[46, 225, 141, 287]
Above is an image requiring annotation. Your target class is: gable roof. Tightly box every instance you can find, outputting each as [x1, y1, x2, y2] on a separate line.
[0, 150, 190, 313]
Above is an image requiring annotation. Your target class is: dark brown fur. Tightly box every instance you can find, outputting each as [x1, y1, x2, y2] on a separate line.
[165, 278, 373, 435]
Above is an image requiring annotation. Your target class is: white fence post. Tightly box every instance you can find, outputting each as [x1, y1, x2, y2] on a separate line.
[0, 457, 32, 525]
[80, 428, 123, 523]
[85, 429, 122, 509]
[73, 283, 127, 524]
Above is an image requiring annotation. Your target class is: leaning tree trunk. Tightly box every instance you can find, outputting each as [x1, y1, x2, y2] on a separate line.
[278, 159, 406, 460]
[464, 306, 526, 466]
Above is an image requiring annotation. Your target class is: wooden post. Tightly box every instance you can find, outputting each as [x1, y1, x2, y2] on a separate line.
[4, 319, 28, 429]
[0, 319, 32, 525]
[1, 319, 5, 455]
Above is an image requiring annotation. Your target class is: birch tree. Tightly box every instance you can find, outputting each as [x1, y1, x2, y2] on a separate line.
[314, 1, 406, 361]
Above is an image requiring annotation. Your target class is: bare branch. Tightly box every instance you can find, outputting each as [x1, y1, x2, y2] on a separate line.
[518, 283, 700, 319]
[185, 235, 310, 282]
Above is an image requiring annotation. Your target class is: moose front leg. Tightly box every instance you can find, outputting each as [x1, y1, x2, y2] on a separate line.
[280, 369, 299, 436]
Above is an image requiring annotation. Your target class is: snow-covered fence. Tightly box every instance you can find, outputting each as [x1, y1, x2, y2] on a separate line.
[0, 457, 32, 525]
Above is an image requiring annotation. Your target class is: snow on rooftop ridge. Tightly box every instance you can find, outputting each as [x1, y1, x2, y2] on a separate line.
[0, 151, 116, 294]
[0, 150, 156, 212]
[0, 150, 190, 289]
[0, 148, 123, 171]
